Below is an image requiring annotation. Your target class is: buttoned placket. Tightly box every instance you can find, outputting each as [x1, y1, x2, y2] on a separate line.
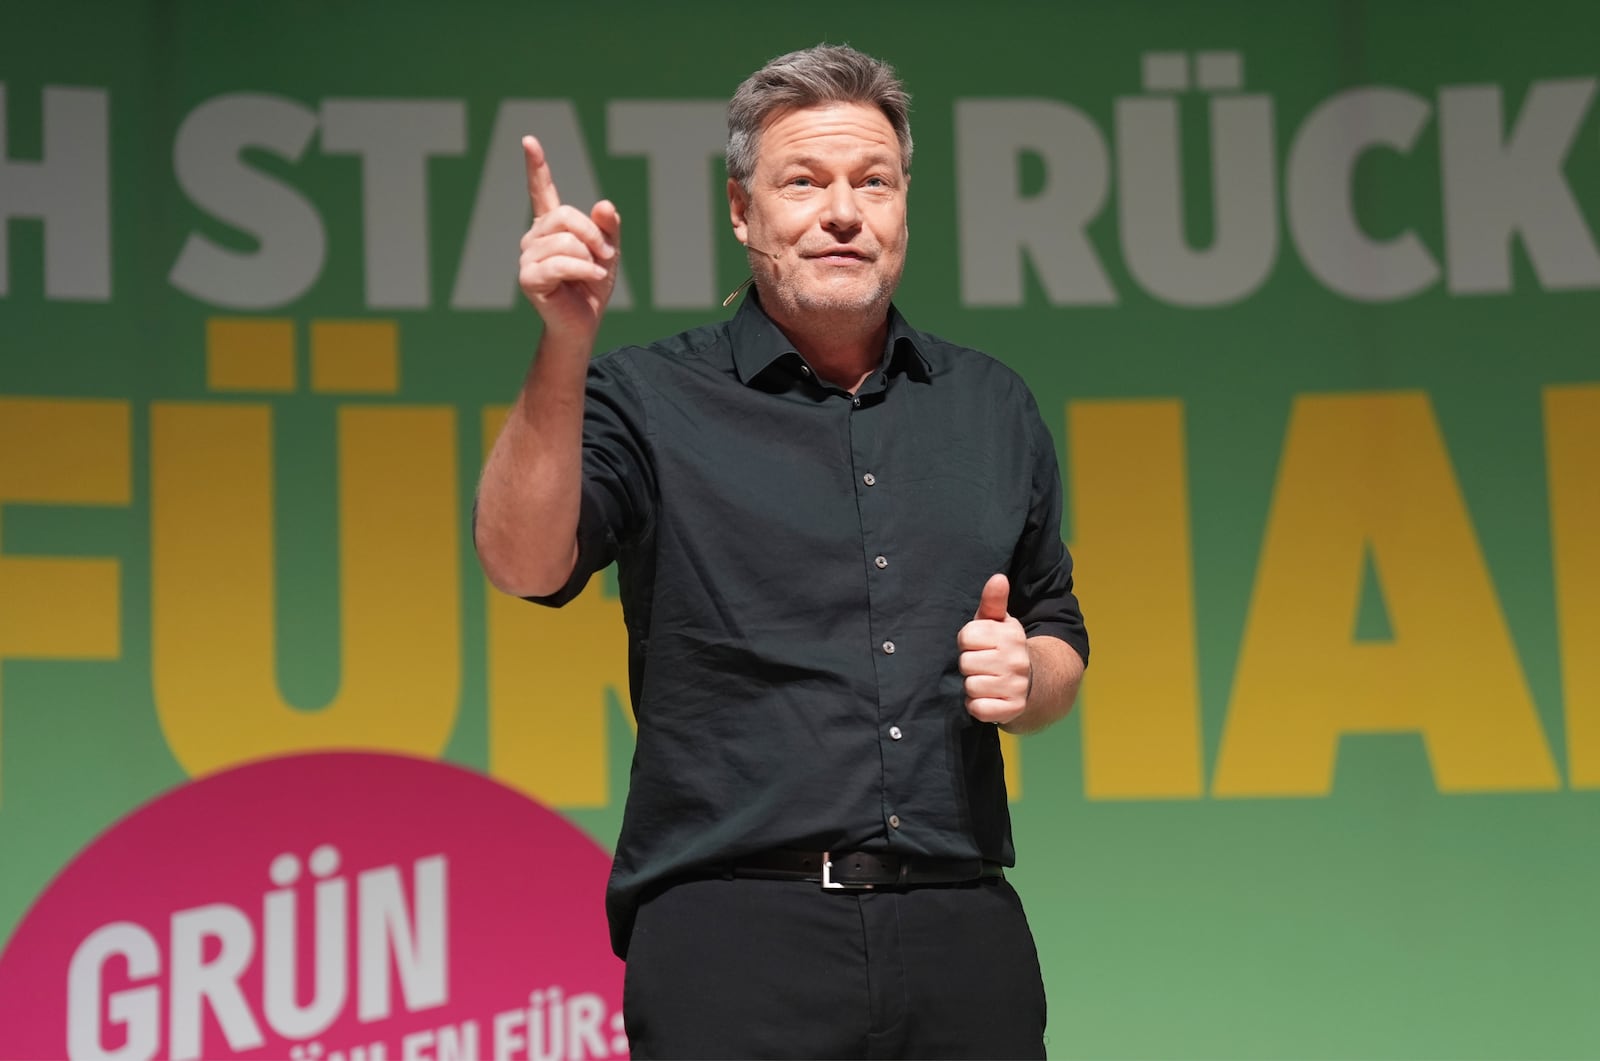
[848, 373, 909, 842]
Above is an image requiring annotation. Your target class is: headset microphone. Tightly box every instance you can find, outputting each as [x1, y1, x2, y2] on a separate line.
[722, 243, 782, 307]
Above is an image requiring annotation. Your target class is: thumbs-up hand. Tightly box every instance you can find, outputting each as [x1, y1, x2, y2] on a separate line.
[957, 573, 1032, 726]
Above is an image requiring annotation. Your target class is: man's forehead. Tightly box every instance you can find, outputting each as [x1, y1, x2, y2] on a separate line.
[756, 102, 900, 162]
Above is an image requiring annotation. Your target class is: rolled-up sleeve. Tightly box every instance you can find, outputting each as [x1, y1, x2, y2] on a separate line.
[526, 351, 655, 608]
[1006, 392, 1089, 666]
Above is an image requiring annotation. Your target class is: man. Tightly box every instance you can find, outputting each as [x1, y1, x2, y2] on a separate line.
[476, 44, 1089, 1060]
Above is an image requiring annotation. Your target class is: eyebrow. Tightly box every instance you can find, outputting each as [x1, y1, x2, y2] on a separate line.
[779, 152, 899, 172]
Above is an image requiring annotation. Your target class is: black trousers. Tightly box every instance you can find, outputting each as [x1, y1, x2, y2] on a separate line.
[622, 875, 1048, 1059]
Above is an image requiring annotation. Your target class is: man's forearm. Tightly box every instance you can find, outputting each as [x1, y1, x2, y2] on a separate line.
[1001, 635, 1085, 735]
[474, 331, 592, 598]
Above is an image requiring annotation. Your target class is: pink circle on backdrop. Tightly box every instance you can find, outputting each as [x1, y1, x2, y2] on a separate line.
[0, 752, 626, 1060]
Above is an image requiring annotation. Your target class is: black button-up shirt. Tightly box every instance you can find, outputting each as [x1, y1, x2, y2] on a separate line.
[529, 292, 1089, 957]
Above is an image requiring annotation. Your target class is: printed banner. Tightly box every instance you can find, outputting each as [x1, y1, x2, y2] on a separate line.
[2, 1, 1598, 1057]
[0, 754, 623, 1061]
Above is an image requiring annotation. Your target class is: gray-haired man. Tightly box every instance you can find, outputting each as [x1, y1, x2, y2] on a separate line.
[476, 44, 1089, 1059]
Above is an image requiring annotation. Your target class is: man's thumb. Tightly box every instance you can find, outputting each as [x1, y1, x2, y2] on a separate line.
[975, 573, 1010, 621]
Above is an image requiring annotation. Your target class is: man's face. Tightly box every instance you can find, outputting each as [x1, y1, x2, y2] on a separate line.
[729, 102, 908, 326]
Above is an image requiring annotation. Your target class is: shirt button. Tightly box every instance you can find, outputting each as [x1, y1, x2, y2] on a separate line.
[888, 814, 901, 829]
[852, 396, 862, 407]
[862, 473, 876, 486]
[874, 555, 888, 569]
[800, 365, 812, 377]
[889, 725, 903, 740]
[882, 640, 896, 655]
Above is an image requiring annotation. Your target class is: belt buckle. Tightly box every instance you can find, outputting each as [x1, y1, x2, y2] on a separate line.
[821, 851, 875, 891]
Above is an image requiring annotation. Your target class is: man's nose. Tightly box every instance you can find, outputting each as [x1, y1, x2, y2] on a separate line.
[819, 180, 861, 232]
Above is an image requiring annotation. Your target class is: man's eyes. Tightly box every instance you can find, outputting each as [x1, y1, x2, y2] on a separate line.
[784, 176, 893, 189]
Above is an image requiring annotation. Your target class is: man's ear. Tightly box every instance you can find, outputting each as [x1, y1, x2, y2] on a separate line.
[728, 178, 749, 244]
[903, 171, 911, 244]
[903, 172, 911, 244]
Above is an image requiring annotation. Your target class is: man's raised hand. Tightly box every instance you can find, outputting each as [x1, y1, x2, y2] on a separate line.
[518, 135, 621, 347]
[957, 573, 1033, 727]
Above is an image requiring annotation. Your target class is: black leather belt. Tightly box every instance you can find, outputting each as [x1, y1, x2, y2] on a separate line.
[728, 849, 1004, 889]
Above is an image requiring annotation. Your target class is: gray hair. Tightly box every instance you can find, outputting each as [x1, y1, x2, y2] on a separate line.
[726, 44, 913, 190]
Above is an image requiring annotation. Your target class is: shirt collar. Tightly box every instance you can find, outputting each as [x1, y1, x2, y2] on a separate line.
[729, 288, 933, 387]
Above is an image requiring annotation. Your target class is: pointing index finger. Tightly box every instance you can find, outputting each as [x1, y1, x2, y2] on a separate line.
[522, 135, 562, 217]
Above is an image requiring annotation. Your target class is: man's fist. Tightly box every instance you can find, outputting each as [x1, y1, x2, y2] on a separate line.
[957, 573, 1032, 727]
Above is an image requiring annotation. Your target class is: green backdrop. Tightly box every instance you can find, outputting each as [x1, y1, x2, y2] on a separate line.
[3, 1, 1598, 1057]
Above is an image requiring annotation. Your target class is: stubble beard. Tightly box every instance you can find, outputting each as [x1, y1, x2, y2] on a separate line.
[754, 258, 900, 341]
